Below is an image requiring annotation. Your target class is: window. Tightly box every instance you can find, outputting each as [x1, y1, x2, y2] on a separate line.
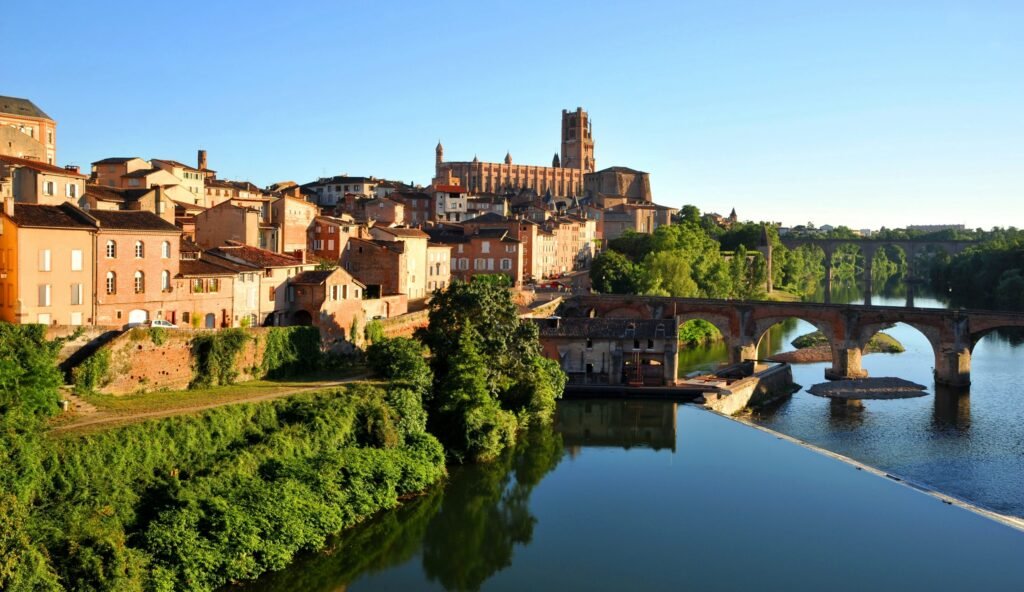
[128, 178, 140, 187]
[342, 285, 348, 299]
[66, 183, 78, 198]
[38, 284, 51, 307]
[161, 241, 171, 258]
[192, 278, 205, 293]
[182, 311, 190, 324]
[500, 258, 512, 271]
[134, 271, 145, 294]
[70, 312, 83, 326]
[106, 240, 116, 259]
[161, 270, 171, 291]
[39, 249, 51, 271]
[106, 272, 116, 294]
[43, 181, 55, 196]
[208, 278, 219, 292]
[71, 283, 83, 305]
[481, 241, 490, 254]
[134, 241, 144, 258]
[71, 249, 83, 271]
[37, 313, 51, 325]
[586, 338, 593, 349]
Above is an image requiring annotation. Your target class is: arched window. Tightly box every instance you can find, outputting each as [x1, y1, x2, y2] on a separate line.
[161, 270, 171, 291]
[105, 240, 116, 259]
[134, 271, 145, 294]
[105, 271, 116, 295]
[161, 241, 171, 259]
[134, 241, 144, 258]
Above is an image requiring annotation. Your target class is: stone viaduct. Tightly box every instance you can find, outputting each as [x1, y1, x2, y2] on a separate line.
[772, 237, 974, 306]
[558, 294, 1024, 388]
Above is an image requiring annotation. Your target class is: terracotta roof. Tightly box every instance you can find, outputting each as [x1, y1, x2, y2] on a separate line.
[0, 154, 87, 178]
[208, 241, 303, 268]
[5, 203, 94, 229]
[463, 212, 510, 225]
[290, 270, 334, 285]
[152, 158, 203, 172]
[122, 168, 161, 179]
[178, 259, 238, 277]
[84, 184, 151, 203]
[89, 210, 180, 232]
[0, 96, 52, 120]
[372, 226, 429, 239]
[91, 157, 142, 165]
[434, 184, 466, 193]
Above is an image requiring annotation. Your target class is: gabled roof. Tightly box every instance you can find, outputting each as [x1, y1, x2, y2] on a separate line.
[178, 259, 239, 277]
[122, 167, 162, 179]
[0, 96, 52, 120]
[5, 203, 95, 230]
[88, 210, 180, 232]
[591, 166, 647, 175]
[0, 154, 87, 178]
[372, 226, 429, 239]
[292, 268, 367, 288]
[208, 241, 303, 268]
[91, 157, 143, 165]
[84, 184, 152, 203]
[152, 158, 203, 172]
[463, 212, 510, 225]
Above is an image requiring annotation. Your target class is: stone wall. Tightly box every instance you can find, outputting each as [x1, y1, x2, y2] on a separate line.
[94, 327, 269, 395]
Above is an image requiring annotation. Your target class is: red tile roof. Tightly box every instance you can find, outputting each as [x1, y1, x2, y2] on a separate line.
[208, 241, 303, 268]
[0, 154, 87, 178]
[433, 184, 466, 193]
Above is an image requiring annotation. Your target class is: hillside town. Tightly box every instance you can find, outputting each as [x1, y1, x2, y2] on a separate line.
[0, 97, 679, 346]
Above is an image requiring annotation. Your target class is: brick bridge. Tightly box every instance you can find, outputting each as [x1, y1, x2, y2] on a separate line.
[772, 237, 974, 306]
[557, 294, 1024, 387]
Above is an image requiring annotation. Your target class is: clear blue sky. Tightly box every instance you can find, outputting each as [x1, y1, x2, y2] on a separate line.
[3, 0, 1021, 229]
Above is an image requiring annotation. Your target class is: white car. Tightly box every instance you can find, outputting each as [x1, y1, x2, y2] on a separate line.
[147, 319, 179, 329]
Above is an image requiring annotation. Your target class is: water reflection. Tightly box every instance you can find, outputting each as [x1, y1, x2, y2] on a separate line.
[932, 386, 971, 432]
[240, 429, 565, 592]
[555, 399, 677, 452]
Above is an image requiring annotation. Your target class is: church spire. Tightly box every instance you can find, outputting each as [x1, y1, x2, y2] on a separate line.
[435, 140, 444, 167]
[504, 151, 512, 165]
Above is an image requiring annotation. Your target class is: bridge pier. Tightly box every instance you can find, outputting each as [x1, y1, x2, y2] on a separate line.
[825, 347, 869, 381]
[665, 339, 679, 385]
[729, 341, 758, 365]
[935, 347, 971, 388]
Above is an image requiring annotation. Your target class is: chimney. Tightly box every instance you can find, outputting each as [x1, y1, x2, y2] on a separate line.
[198, 149, 208, 171]
[64, 164, 80, 174]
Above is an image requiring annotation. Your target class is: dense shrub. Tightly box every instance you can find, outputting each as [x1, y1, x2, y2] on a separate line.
[190, 329, 251, 388]
[262, 326, 323, 378]
[366, 337, 432, 395]
[0, 384, 445, 592]
[72, 348, 110, 394]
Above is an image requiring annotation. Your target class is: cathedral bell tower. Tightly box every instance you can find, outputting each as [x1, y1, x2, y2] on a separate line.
[560, 107, 595, 172]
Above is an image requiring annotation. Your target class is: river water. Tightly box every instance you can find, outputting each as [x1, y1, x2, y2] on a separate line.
[747, 281, 1024, 519]
[238, 280, 1024, 591]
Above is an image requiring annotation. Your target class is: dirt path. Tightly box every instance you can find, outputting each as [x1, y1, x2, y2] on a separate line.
[51, 376, 368, 435]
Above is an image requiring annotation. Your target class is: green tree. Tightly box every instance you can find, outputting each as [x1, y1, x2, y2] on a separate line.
[589, 250, 641, 294]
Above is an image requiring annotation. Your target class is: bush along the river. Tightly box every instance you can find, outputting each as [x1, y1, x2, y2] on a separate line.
[0, 320, 447, 592]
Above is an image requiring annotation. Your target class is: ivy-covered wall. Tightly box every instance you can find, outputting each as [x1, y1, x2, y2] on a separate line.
[73, 326, 323, 395]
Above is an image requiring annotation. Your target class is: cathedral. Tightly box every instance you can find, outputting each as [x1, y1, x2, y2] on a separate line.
[435, 107, 595, 197]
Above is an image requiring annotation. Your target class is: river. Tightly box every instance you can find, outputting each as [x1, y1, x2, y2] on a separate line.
[237, 280, 1024, 591]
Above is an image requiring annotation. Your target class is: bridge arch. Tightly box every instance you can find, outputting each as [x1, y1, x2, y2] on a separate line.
[752, 315, 836, 363]
[858, 321, 943, 383]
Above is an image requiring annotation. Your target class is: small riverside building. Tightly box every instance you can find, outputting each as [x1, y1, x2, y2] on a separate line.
[534, 317, 678, 386]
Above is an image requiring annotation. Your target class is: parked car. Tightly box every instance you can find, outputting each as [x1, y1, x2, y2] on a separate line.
[146, 319, 179, 329]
